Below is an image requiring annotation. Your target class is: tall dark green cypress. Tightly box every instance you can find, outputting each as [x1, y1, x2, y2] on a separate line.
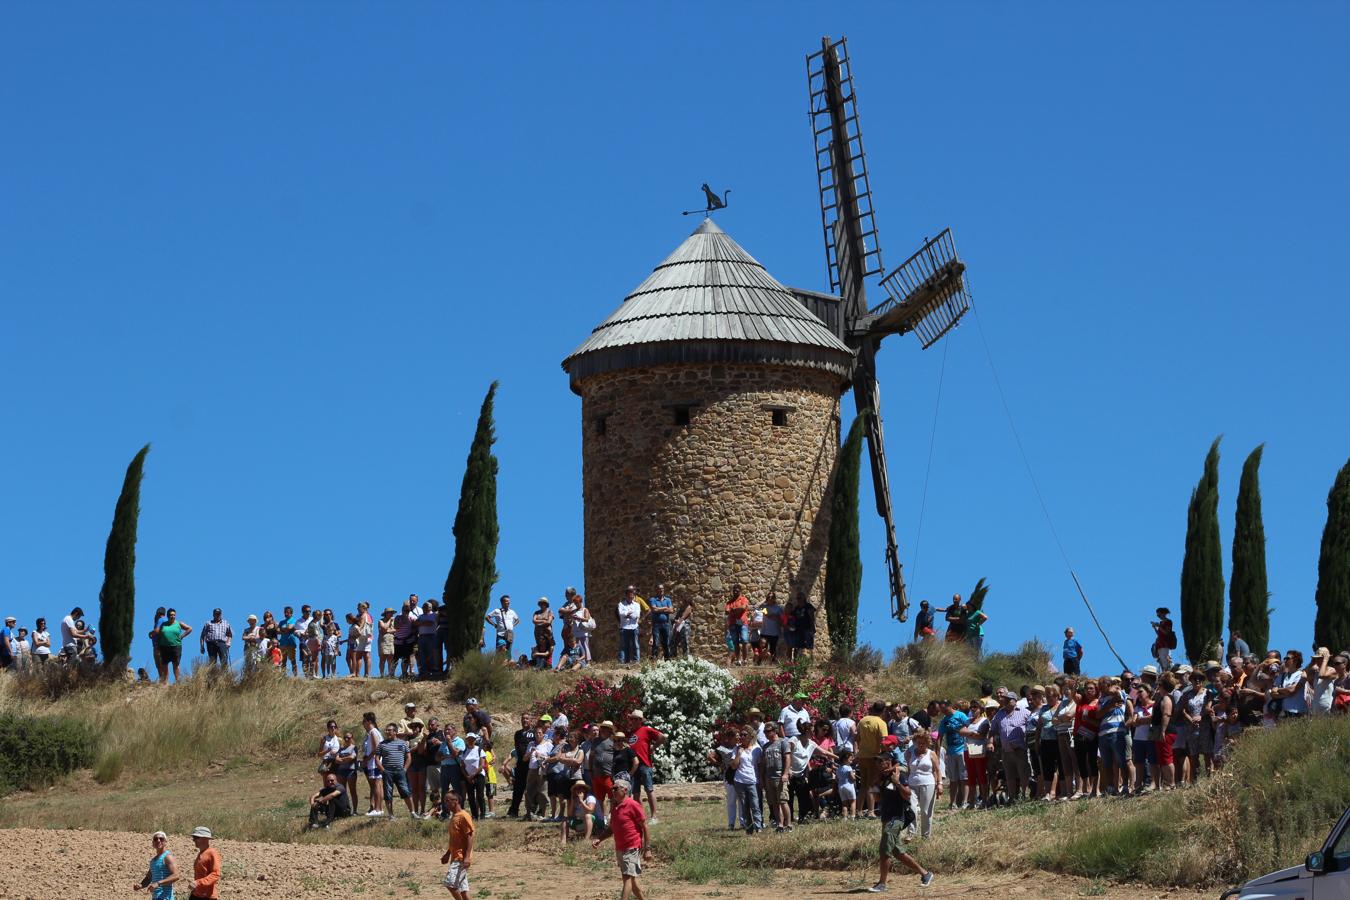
[1313, 457, 1350, 652]
[1229, 445, 1270, 656]
[825, 413, 866, 654]
[1180, 437, 1225, 664]
[98, 444, 150, 666]
[443, 382, 500, 661]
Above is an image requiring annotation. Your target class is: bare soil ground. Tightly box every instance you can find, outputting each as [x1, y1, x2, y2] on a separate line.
[0, 827, 1212, 900]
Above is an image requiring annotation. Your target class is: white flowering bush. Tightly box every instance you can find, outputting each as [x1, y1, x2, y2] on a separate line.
[633, 656, 733, 783]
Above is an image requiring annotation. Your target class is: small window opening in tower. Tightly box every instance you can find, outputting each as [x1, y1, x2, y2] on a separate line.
[771, 409, 789, 427]
[594, 415, 608, 436]
[673, 406, 691, 426]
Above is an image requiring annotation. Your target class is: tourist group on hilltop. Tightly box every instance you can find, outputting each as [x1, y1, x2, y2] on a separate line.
[0, 582, 831, 680]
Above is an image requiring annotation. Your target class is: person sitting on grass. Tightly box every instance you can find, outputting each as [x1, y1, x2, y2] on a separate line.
[562, 778, 601, 846]
[556, 633, 585, 671]
[308, 772, 352, 829]
[867, 754, 934, 892]
[531, 640, 552, 669]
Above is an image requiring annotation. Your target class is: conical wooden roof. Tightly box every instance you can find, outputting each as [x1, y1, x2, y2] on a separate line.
[562, 219, 853, 389]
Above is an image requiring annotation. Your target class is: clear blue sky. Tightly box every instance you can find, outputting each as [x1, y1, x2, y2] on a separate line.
[3, 4, 1347, 673]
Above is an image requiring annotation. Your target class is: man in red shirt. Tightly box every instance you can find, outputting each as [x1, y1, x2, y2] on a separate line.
[725, 585, 750, 667]
[594, 780, 651, 900]
[626, 710, 666, 823]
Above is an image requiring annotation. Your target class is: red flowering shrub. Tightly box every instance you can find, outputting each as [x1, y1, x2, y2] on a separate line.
[728, 661, 865, 726]
[536, 674, 643, 729]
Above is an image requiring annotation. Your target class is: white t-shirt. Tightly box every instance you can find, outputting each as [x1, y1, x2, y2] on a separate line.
[1279, 670, 1309, 715]
[32, 630, 51, 657]
[487, 608, 520, 636]
[904, 746, 937, 786]
[1310, 675, 1337, 715]
[461, 745, 484, 778]
[60, 615, 78, 649]
[778, 705, 810, 738]
[733, 745, 760, 784]
[617, 600, 641, 631]
[832, 717, 856, 751]
[788, 739, 817, 776]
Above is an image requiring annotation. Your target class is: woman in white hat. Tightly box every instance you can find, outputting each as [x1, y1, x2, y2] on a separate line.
[133, 831, 178, 900]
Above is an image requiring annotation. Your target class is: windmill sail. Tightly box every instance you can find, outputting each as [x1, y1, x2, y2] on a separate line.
[807, 36, 910, 622]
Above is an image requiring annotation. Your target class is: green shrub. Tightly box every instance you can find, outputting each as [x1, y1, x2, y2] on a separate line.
[94, 749, 125, 785]
[0, 712, 96, 795]
[446, 650, 512, 703]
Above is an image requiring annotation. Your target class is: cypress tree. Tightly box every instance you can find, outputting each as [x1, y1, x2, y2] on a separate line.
[1228, 445, 1270, 656]
[98, 444, 150, 666]
[1314, 457, 1350, 652]
[1180, 437, 1225, 664]
[825, 413, 866, 654]
[443, 382, 500, 661]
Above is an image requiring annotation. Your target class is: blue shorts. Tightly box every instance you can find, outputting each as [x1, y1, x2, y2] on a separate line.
[1097, 731, 1128, 768]
[635, 763, 655, 794]
[1131, 738, 1156, 766]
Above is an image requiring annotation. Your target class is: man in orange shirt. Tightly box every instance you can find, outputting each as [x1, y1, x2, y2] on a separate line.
[186, 826, 220, 900]
[440, 790, 475, 900]
[724, 585, 750, 667]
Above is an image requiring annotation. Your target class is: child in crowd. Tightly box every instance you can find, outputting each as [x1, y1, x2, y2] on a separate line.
[836, 749, 857, 819]
[483, 742, 498, 816]
[322, 622, 342, 678]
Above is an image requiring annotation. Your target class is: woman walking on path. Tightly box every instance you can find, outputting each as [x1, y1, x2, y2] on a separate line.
[133, 831, 178, 900]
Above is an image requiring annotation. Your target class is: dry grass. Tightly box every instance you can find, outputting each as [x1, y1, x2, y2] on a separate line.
[869, 639, 1052, 709]
[2, 654, 1346, 891]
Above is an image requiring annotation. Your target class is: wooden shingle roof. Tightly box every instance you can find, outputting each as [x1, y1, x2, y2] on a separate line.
[562, 219, 853, 389]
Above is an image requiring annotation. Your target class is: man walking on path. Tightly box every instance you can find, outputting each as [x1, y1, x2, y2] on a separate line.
[867, 755, 933, 892]
[186, 826, 221, 900]
[200, 609, 232, 667]
[594, 779, 651, 900]
[440, 791, 475, 900]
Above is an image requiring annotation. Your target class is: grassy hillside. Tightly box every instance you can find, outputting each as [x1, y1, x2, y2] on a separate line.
[2, 654, 1347, 890]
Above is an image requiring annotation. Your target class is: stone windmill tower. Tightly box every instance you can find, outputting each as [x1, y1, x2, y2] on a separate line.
[561, 219, 854, 659]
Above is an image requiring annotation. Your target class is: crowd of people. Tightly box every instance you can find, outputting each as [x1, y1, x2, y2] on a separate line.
[10, 593, 1346, 898]
[0, 584, 829, 681]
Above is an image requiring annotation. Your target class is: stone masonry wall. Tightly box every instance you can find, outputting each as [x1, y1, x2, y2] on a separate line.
[577, 363, 843, 661]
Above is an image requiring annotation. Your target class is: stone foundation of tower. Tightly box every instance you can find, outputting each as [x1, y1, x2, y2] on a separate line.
[577, 363, 841, 660]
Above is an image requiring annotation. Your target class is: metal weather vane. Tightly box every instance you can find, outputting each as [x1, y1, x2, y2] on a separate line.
[682, 182, 731, 216]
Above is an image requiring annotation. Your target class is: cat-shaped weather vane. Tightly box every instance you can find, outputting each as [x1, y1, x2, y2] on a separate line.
[682, 183, 730, 217]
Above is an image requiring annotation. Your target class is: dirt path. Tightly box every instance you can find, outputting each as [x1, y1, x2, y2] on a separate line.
[0, 827, 1210, 899]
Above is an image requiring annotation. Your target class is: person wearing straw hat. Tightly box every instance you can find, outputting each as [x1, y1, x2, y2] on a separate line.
[186, 827, 220, 900]
[563, 777, 601, 846]
[133, 831, 179, 899]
